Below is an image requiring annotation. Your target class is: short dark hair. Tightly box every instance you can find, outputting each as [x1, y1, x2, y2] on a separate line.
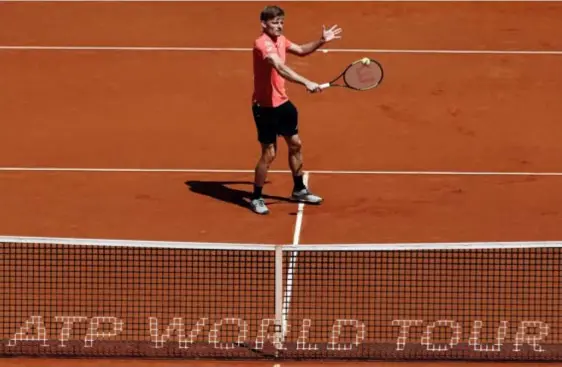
[260, 5, 285, 22]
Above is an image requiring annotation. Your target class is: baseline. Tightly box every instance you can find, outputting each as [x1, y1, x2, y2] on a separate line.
[2, 45, 562, 55]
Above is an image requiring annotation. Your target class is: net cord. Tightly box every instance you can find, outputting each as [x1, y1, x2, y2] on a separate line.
[0, 235, 560, 251]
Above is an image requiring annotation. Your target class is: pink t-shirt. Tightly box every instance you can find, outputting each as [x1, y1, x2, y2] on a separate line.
[252, 33, 293, 108]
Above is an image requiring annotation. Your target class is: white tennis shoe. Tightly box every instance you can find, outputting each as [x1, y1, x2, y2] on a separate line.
[291, 189, 323, 204]
[250, 198, 270, 215]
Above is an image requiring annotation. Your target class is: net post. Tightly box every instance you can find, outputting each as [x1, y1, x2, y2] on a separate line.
[274, 245, 284, 349]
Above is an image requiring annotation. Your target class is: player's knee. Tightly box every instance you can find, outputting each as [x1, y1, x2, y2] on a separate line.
[289, 138, 302, 154]
[261, 144, 277, 164]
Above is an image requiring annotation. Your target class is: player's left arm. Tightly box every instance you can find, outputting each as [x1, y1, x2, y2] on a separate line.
[287, 25, 343, 57]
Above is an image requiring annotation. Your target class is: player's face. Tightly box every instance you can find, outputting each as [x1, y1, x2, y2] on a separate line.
[262, 16, 284, 37]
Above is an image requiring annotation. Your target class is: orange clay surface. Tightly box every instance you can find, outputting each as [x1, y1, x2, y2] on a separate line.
[1, 1, 562, 366]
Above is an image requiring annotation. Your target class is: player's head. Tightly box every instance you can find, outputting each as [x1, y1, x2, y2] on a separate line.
[260, 5, 285, 38]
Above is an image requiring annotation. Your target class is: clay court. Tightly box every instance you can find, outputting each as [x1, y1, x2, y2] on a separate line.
[1, 0, 562, 366]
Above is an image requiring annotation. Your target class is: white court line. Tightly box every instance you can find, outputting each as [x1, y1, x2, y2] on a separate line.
[308, 169, 562, 176]
[3, 0, 562, 2]
[2, 167, 562, 176]
[291, 172, 309, 246]
[282, 171, 310, 338]
[1, 45, 562, 55]
[0, 167, 280, 174]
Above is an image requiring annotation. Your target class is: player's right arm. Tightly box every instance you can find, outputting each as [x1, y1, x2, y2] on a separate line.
[265, 52, 320, 93]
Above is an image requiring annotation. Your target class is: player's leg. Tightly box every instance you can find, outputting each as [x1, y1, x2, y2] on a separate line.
[251, 103, 278, 214]
[284, 133, 305, 191]
[253, 142, 277, 197]
[279, 101, 323, 204]
[283, 133, 322, 204]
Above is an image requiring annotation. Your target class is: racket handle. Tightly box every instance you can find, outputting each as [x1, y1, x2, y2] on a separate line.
[319, 83, 331, 90]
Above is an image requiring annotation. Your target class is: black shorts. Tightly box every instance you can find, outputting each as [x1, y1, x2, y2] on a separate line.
[252, 100, 298, 145]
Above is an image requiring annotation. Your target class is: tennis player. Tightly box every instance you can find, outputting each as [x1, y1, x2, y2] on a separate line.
[250, 5, 342, 215]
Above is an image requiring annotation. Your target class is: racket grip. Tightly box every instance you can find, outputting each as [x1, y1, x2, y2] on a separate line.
[319, 83, 331, 90]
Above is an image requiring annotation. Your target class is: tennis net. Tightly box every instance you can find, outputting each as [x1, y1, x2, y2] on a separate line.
[0, 236, 561, 361]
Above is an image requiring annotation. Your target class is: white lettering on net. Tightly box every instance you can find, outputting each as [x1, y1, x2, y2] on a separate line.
[327, 319, 366, 351]
[296, 319, 318, 350]
[255, 318, 286, 350]
[84, 316, 124, 347]
[209, 318, 249, 350]
[421, 320, 462, 352]
[55, 316, 88, 347]
[8, 316, 49, 347]
[514, 321, 549, 352]
[392, 320, 423, 351]
[468, 320, 508, 352]
[149, 317, 208, 349]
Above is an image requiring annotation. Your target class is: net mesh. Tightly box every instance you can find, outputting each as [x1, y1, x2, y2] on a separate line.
[281, 247, 561, 360]
[0, 241, 277, 359]
[1, 238, 561, 361]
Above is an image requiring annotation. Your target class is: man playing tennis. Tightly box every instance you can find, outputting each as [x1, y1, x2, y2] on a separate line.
[250, 5, 342, 215]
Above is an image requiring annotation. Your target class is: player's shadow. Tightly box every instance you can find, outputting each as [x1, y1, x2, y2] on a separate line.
[184, 180, 294, 211]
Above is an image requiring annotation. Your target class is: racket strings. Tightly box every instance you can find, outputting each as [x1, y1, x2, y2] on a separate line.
[344, 61, 383, 90]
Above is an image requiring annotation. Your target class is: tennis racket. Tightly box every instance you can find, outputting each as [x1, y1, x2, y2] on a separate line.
[319, 57, 384, 91]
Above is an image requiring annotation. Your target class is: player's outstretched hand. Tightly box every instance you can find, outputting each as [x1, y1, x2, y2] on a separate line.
[321, 25, 343, 43]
